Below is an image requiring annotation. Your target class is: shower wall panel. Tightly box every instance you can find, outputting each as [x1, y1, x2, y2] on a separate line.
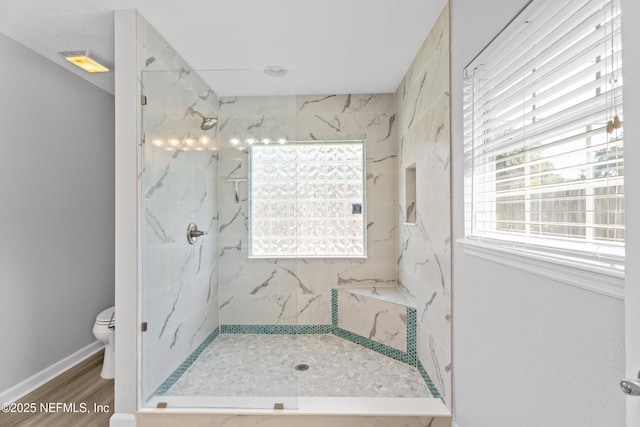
[217, 94, 396, 327]
[217, 96, 299, 327]
[136, 14, 220, 402]
[395, 4, 452, 407]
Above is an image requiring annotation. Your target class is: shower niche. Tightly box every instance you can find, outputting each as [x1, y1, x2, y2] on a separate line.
[405, 164, 417, 224]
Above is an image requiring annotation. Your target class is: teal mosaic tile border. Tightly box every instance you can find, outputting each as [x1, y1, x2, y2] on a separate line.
[406, 307, 417, 365]
[331, 288, 338, 329]
[333, 327, 414, 365]
[418, 360, 442, 399]
[153, 326, 219, 396]
[220, 324, 331, 334]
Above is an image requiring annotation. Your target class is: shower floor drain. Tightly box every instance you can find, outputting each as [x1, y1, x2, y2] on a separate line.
[295, 364, 309, 371]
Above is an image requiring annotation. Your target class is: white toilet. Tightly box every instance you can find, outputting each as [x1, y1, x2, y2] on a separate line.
[92, 306, 115, 379]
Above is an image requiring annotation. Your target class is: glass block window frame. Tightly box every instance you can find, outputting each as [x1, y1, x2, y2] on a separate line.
[248, 140, 366, 258]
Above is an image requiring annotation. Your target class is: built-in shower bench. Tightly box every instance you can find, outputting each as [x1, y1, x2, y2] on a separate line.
[339, 285, 415, 307]
[331, 286, 417, 367]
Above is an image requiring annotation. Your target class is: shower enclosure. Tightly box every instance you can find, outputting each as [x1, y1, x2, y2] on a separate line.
[111, 9, 453, 426]
[138, 66, 432, 411]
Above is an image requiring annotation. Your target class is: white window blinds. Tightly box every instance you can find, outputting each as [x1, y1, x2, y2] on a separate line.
[463, 0, 624, 271]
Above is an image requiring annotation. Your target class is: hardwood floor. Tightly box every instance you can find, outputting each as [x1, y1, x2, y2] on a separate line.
[0, 350, 114, 427]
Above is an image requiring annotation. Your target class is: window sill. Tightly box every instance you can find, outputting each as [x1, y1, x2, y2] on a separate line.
[248, 255, 368, 260]
[458, 238, 624, 300]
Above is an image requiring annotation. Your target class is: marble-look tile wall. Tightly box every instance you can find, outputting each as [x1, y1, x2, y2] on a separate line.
[136, 14, 220, 402]
[217, 94, 397, 327]
[395, 3, 452, 407]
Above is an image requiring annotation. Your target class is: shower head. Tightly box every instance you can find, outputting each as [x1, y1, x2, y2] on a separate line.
[188, 108, 218, 130]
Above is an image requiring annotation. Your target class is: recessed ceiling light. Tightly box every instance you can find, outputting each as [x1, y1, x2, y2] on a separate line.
[264, 65, 288, 78]
[59, 50, 113, 73]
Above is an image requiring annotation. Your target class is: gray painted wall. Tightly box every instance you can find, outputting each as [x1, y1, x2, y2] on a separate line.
[450, 1, 626, 426]
[0, 32, 115, 392]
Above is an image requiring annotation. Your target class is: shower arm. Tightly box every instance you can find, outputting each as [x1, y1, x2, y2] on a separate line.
[188, 108, 206, 120]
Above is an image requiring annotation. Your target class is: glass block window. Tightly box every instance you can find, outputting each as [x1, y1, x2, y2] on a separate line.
[249, 140, 366, 258]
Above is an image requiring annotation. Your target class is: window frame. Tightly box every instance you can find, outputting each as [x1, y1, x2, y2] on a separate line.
[460, 0, 625, 298]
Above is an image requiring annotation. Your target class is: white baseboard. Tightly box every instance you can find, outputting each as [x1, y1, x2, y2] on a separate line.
[0, 340, 103, 404]
[110, 413, 137, 427]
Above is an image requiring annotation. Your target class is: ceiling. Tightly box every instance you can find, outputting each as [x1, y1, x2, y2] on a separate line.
[0, 0, 447, 96]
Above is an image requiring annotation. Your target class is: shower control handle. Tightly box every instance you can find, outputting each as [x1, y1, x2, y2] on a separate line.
[187, 223, 207, 245]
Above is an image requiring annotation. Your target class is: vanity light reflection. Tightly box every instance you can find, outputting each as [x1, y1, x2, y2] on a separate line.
[150, 135, 217, 151]
[229, 137, 288, 147]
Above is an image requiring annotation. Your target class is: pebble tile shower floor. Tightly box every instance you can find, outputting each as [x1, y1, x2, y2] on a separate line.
[164, 334, 431, 398]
